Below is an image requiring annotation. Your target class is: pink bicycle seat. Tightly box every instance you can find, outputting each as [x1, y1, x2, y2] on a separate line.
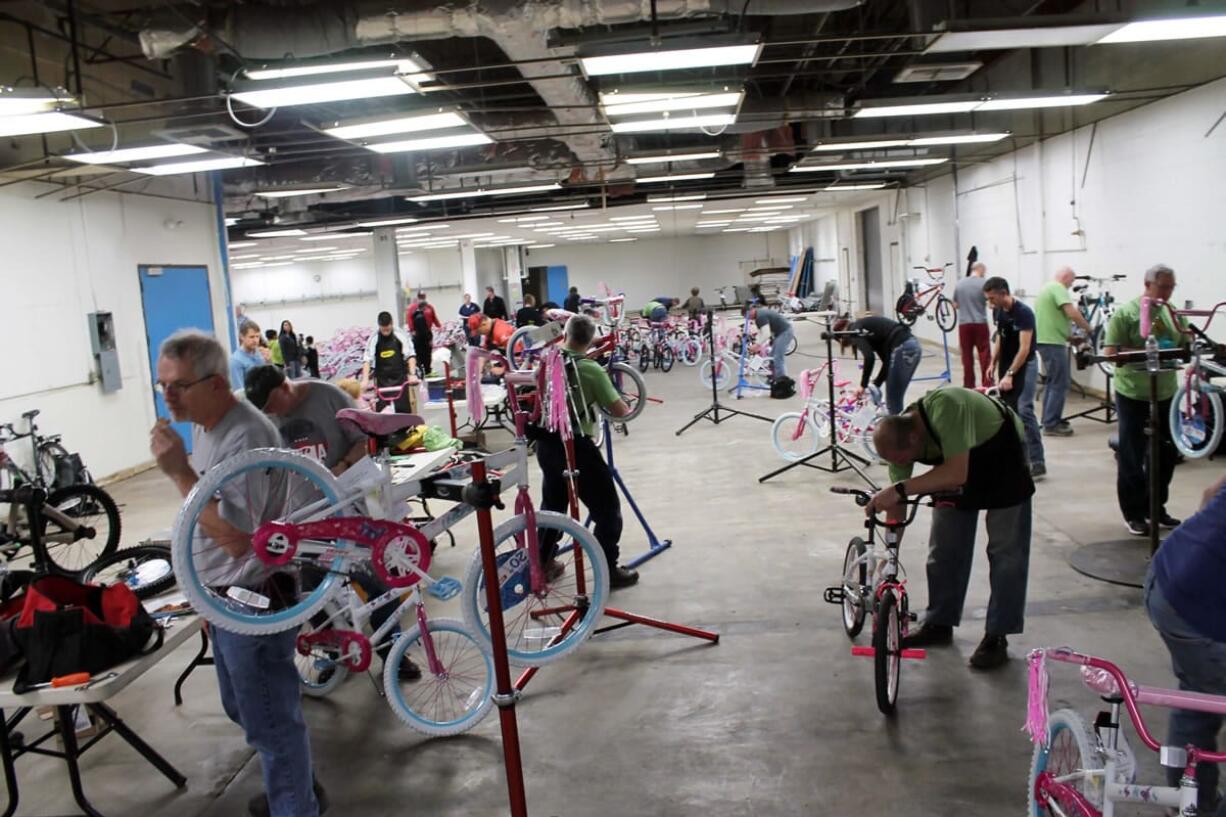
[1081, 666, 1137, 698]
[336, 409, 423, 436]
[834, 379, 851, 389]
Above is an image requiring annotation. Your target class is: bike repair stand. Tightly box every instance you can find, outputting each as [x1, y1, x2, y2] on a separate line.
[675, 309, 771, 436]
[759, 320, 875, 487]
[911, 326, 953, 386]
[589, 418, 671, 569]
[463, 460, 529, 817]
[1061, 371, 1118, 425]
[731, 304, 771, 400]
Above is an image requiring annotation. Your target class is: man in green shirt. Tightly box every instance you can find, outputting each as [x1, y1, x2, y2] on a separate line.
[532, 314, 639, 588]
[867, 387, 1035, 670]
[1103, 264, 1189, 537]
[1034, 267, 1092, 436]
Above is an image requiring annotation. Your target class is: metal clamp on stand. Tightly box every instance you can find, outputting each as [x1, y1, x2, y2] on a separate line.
[461, 478, 504, 511]
[491, 689, 523, 709]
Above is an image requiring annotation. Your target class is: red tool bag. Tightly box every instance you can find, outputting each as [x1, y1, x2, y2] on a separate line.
[10, 575, 162, 693]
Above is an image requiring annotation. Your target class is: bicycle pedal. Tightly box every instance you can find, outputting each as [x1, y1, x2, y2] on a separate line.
[822, 586, 845, 605]
[427, 576, 462, 600]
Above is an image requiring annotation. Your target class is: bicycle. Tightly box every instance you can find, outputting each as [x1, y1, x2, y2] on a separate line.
[637, 322, 675, 373]
[1069, 274, 1127, 377]
[823, 486, 953, 715]
[896, 263, 956, 332]
[770, 367, 885, 463]
[1164, 303, 1225, 460]
[81, 543, 175, 600]
[1025, 646, 1226, 816]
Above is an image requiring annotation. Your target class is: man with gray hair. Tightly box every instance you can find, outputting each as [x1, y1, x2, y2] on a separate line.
[1103, 265, 1189, 537]
[149, 329, 325, 817]
[1034, 267, 1093, 436]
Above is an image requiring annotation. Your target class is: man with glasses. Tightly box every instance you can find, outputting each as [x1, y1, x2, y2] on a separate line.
[149, 330, 325, 817]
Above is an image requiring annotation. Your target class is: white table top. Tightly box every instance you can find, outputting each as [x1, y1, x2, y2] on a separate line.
[0, 616, 203, 709]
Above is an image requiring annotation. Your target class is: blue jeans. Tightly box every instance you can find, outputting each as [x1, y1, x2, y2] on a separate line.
[923, 498, 1032, 635]
[885, 337, 923, 415]
[1002, 356, 1044, 467]
[1145, 571, 1226, 816]
[211, 626, 319, 817]
[771, 328, 794, 381]
[1037, 343, 1071, 430]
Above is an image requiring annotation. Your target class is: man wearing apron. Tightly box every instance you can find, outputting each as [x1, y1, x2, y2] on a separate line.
[360, 311, 418, 414]
[867, 387, 1035, 670]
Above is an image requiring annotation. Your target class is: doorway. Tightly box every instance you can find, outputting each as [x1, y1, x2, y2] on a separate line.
[138, 265, 214, 452]
[525, 265, 569, 306]
[858, 207, 884, 315]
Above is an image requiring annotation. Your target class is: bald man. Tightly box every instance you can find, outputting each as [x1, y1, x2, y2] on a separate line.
[1034, 267, 1092, 436]
[953, 262, 991, 388]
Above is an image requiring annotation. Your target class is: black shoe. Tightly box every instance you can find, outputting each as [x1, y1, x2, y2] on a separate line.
[1030, 463, 1047, 480]
[609, 565, 639, 589]
[900, 622, 953, 648]
[969, 634, 1009, 670]
[1152, 512, 1182, 530]
[248, 780, 329, 817]
[1125, 518, 1150, 537]
[542, 558, 566, 584]
[1043, 425, 1074, 437]
[394, 654, 422, 682]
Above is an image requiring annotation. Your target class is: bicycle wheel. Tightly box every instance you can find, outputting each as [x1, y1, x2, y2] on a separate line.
[506, 326, 537, 371]
[37, 442, 72, 489]
[81, 544, 175, 599]
[171, 448, 346, 636]
[35, 484, 121, 576]
[841, 538, 867, 638]
[895, 297, 918, 326]
[660, 347, 675, 373]
[1170, 383, 1223, 460]
[700, 357, 731, 390]
[873, 589, 902, 715]
[603, 362, 646, 422]
[770, 413, 820, 461]
[935, 296, 957, 332]
[785, 334, 798, 356]
[680, 339, 702, 366]
[295, 602, 351, 698]
[1090, 325, 1114, 377]
[1028, 709, 1105, 815]
[383, 617, 495, 737]
[637, 344, 651, 372]
[460, 510, 609, 667]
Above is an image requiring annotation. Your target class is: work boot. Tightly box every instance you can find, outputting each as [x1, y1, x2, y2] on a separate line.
[609, 565, 639, 589]
[1043, 425, 1074, 437]
[900, 622, 952, 648]
[969, 634, 1009, 670]
[248, 780, 329, 817]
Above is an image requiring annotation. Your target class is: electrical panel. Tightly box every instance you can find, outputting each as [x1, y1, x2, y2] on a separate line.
[87, 312, 122, 393]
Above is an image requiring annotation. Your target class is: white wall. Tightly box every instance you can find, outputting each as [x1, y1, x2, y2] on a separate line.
[0, 181, 227, 480]
[522, 232, 788, 307]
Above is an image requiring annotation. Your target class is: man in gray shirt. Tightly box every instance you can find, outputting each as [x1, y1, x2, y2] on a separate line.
[150, 331, 324, 817]
[750, 306, 795, 380]
[953, 262, 991, 388]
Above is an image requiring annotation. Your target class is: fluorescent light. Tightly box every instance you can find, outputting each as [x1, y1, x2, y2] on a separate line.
[910, 132, 1010, 146]
[602, 91, 743, 117]
[294, 246, 336, 252]
[625, 227, 661, 232]
[230, 76, 415, 109]
[488, 182, 561, 196]
[790, 158, 947, 172]
[0, 111, 104, 138]
[406, 189, 483, 202]
[626, 151, 721, 165]
[358, 217, 419, 227]
[497, 215, 549, 223]
[406, 182, 560, 202]
[755, 197, 807, 203]
[747, 205, 793, 211]
[453, 233, 496, 239]
[927, 25, 1120, 53]
[323, 111, 465, 139]
[611, 113, 737, 133]
[0, 89, 74, 115]
[704, 208, 745, 214]
[132, 156, 265, 176]
[259, 261, 293, 268]
[696, 222, 732, 227]
[365, 132, 492, 153]
[301, 233, 371, 241]
[653, 204, 703, 211]
[722, 227, 752, 232]
[255, 185, 348, 199]
[530, 203, 589, 212]
[397, 224, 448, 231]
[581, 44, 762, 76]
[825, 183, 889, 190]
[1098, 15, 1226, 43]
[976, 93, 1108, 111]
[246, 58, 424, 81]
[647, 193, 706, 202]
[63, 143, 206, 164]
[248, 228, 308, 237]
[854, 100, 980, 118]
[610, 215, 659, 221]
[609, 237, 638, 243]
[637, 172, 716, 183]
[525, 244, 555, 249]
[228, 241, 257, 248]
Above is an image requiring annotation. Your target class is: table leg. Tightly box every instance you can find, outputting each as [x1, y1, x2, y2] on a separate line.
[0, 708, 18, 817]
[87, 704, 186, 788]
[56, 705, 105, 817]
[174, 628, 212, 706]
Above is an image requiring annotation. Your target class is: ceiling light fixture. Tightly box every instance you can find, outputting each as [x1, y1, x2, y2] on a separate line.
[406, 182, 561, 202]
[601, 91, 743, 117]
[1097, 14, 1226, 43]
[255, 185, 349, 199]
[525, 244, 555, 249]
[704, 208, 746, 214]
[132, 155, 266, 176]
[636, 172, 716, 184]
[64, 143, 207, 164]
[610, 215, 660, 221]
[927, 24, 1121, 53]
[497, 215, 550, 223]
[358, 217, 420, 227]
[824, 182, 889, 190]
[610, 113, 737, 133]
[365, 132, 493, 154]
[0, 88, 74, 115]
[228, 241, 257, 248]
[230, 75, 416, 109]
[580, 44, 762, 76]
[322, 111, 465, 139]
[755, 196, 807, 203]
[647, 193, 707, 202]
[530, 202, 589, 212]
[0, 111, 104, 138]
[652, 204, 703, 211]
[790, 158, 947, 172]
[976, 93, 1109, 111]
[854, 94, 1107, 118]
[248, 228, 309, 237]
[609, 237, 638, 243]
[245, 58, 425, 81]
[813, 132, 1011, 151]
[626, 150, 721, 165]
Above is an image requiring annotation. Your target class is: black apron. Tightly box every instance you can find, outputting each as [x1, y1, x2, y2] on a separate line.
[914, 394, 1035, 511]
[374, 331, 407, 387]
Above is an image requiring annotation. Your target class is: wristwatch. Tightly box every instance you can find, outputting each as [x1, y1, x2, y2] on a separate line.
[893, 481, 908, 502]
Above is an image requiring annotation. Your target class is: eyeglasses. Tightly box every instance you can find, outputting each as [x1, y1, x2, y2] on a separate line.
[155, 374, 214, 396]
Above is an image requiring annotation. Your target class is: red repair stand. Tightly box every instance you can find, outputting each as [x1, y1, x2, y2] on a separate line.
[464, 459, 529, 817]
[514, 435, 718, 691]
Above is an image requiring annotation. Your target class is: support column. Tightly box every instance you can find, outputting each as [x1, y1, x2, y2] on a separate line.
[459, 240, 478, 300]
[503, 247, 523, 307]
[373, 227, 404, 328]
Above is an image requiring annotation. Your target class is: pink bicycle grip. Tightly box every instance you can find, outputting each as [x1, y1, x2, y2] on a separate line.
[1140, 297, 1154, 337]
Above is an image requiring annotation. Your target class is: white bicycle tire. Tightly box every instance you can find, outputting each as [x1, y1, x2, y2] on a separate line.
[771, 412, 820, 461]
[1170, 384, 1223, 460]
[602, 362, 647, 422]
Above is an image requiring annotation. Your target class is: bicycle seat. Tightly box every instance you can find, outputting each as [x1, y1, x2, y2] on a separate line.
[834, 379, 851, 389]
[21, 410, 38, 420]
[336, 409, 423, 437]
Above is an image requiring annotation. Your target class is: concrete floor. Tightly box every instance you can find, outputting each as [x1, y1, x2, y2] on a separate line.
[8, 317, 1223, 817]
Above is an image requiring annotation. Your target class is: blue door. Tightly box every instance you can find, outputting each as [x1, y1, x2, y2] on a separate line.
[546, 265, 569, 307]
[138, 265, 215, 452]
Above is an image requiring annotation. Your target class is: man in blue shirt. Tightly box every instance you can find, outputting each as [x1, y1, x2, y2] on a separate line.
[229, 319, 266, 389]
[1147, 476, 1226, 816]
[984, 277, 1045, 479]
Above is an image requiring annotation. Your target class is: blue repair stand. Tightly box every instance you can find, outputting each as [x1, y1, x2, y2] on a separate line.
[732, 305, 771, 399]
[911, 327, 953, 385]
[587, 417, 672, 569]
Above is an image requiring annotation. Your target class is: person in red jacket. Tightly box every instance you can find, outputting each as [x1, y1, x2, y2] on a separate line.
[406, 290, 442, 376]
[467, 313, 515, 352]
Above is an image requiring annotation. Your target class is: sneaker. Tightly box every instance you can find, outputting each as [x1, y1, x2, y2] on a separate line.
[1030, 463, 1047, 481]
[900, 622, 953, 648]
[1152, 512, 1182, 530]
[249, 781, 329, 817]
[609, 565, 639, 589]
[969, 634, 1009, 670]
[395, 655, 422, 682]
[1125, 518, 1150, 537]
[1043, 425, 1074, 437]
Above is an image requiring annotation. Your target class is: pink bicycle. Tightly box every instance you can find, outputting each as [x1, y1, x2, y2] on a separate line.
[770, 364, 885, 462]
[1026, 646, 1226, 816]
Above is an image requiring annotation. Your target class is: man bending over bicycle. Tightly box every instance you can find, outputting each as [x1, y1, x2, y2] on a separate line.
[866, 387, 1034, 670]
[530, 315, 640, 589]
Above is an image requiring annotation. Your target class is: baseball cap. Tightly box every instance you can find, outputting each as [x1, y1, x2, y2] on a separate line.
[467, 313, 484, 333]
[244, 365, 285, 410]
